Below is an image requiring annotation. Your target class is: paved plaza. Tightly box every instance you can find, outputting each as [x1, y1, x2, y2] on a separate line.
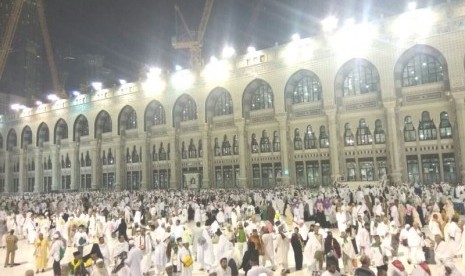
[1, 225, 465, 275]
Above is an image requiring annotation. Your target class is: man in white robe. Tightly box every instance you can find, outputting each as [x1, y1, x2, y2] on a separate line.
[275, 225, 290, 273]
[407, 222, 425, 264]
[125, 240, 143, 276]
[260, 228, 276, 270]
[356, 222, 371, 256]
[197, 228, 214, 271]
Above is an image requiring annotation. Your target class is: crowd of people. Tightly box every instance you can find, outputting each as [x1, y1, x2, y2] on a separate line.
[0, 181, 464, 276]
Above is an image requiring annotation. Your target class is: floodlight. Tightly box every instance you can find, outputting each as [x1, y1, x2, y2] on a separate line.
[91, 82, 103, 91]
[247, 46, 256, 53]
[221, 46, 235, 59]
[321, 16, 338, 33]
[291, 33, 300, 41]
[408, 2, 417, 11]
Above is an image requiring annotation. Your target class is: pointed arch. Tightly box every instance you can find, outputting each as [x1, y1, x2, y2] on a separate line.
[118, 105, 137, 135]
[37, 122, 50, 147]
[334, 58, 380, 101]
[284, 69, 322, 111]
[144, 100, 166, 131]
[205, 87, 233, 123]
[54, 118, 68, 144]
[73, 114, 89, 142]
[95, 110, 112, 138]
[172, 94, 197, 127]
[394, 44, 449, 94]
[21, 125, 33, 149]
[242, 78, 274, 118]
[7, 128, 17, 151]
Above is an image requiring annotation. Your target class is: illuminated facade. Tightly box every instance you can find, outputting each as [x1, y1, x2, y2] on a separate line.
[1, 2, 465, 193]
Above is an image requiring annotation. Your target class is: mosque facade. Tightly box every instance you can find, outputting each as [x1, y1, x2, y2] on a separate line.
[1, 2, 465, 193]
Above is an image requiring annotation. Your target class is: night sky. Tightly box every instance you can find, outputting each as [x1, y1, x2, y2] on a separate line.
[5, 0, 448, 95]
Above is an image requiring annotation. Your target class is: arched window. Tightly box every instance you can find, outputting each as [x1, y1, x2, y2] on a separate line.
[304, 125, 317, 149]
[251, 84, 273, 111]
[151, 146, 157, 161]
[292, 75, 321, 104]
[95, 111, 112, 138]
[356, 119, 372, 145]
[181, 142, 187, 159]
[233, 135, 239, 155]
[251, 134, 259, 153]
[294, 129, 302, 150]
[102, 150, 107, 165]
[418, 111, 437, 140]
[188, 139, 197, 158]
[319, 126, 329, 148]
[198, 139, 203, 157]
[222, 135, 231, 155]
[272, 131, 280, 152]
[214, 138, 221, 156]
[402, 54, 444, 87]
[404, 116, 416, 142]
[182, 99, 197, 121]
[7, 129, 17, 151]
[439, 111, 452, 139]
[54, 119, 68, 144]
[37, 123, 49, 147]
[132, 146, 139, 163]
[66, 154, 72, 168]
[74, 115, 89, 141]
[159, 143, 167, 160]
[344, 123, 355, 146]
[343, 64, 379, 96]
[127, 110, 137, 130]
[260, 130, 271, 153]
[214, 92, 233, 116]
[374, 119, 386, 144]
[107, 149, 114, 164]
[21, 126, 33, 149]
[145, 101, 165, 131]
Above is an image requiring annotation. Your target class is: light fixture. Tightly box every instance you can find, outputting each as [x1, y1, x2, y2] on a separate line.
[171, 69, 195, 91]
[247, 46, 256, 53]
[47, 94, 59, 102]
[321, 16, 338, 33]
[291, 33, 300, 41]
[408, 1, 417, 11]
[209, 56, 218, 63]
[119, 79, 127, 85]
[35, 101, 43, 106]
[91, 82, 103, 91]
[221, 46, 235, 59]
[175, 65, 183, 71]
[11, 103, 21, 111]
[72, 91, 81, 97]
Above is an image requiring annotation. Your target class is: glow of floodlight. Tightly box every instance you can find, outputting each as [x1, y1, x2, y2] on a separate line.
[72, 91, 80, 97]
[175, 65, 183, 71]
[291, 33, 300, 41]
[408, 2, 417, 11]
[92, 82, 103, 91]
[247, 46, 256, 53]
[171, 69, 195, 91]
[119, 79, 127, 85]
[11, 103, 21, 111]
[393, 8, 434, 41]
[204, 59, 230, 82]
[210, 56, 218, 63]
[321, 16, 338, 33]
[344, 18, 355, 27]
[47, 94, 59, 102]
[143, 68, 165, 94]
[35, 101, 43, 106]
[330, 21, 378, 55]
[221, 46, 235, 59]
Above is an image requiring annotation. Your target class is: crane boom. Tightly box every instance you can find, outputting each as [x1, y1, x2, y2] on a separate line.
[172, 0, 215, 68]
[0, 0, 24, 81]
[37, 0, 66, 98]
[197, 0, 214, 44]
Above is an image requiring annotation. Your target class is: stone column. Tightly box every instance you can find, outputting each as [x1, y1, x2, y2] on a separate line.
[4, 151, 11, 193]
[18, 148, 26, 193]
[453, 93, 465, 181]
[169, 129, 179, 189]
[236, 119, 248, 188]
[116, 137, 126, 191]
[34, 148, 43, 193]
[71, 143, 79, 190]
[51, 145, 60, 191]
[276, 114, 290, 186]
[326, 107, 341, 183]
[384, 101, 402, 184]
[91, 141, 100, 190]
[201, 125, 210, 189]
[141, 134, 151, 190]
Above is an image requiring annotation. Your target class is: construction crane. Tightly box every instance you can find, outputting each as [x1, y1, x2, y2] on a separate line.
[0, 0, 67, 98]
[172, 0, 214, 69]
